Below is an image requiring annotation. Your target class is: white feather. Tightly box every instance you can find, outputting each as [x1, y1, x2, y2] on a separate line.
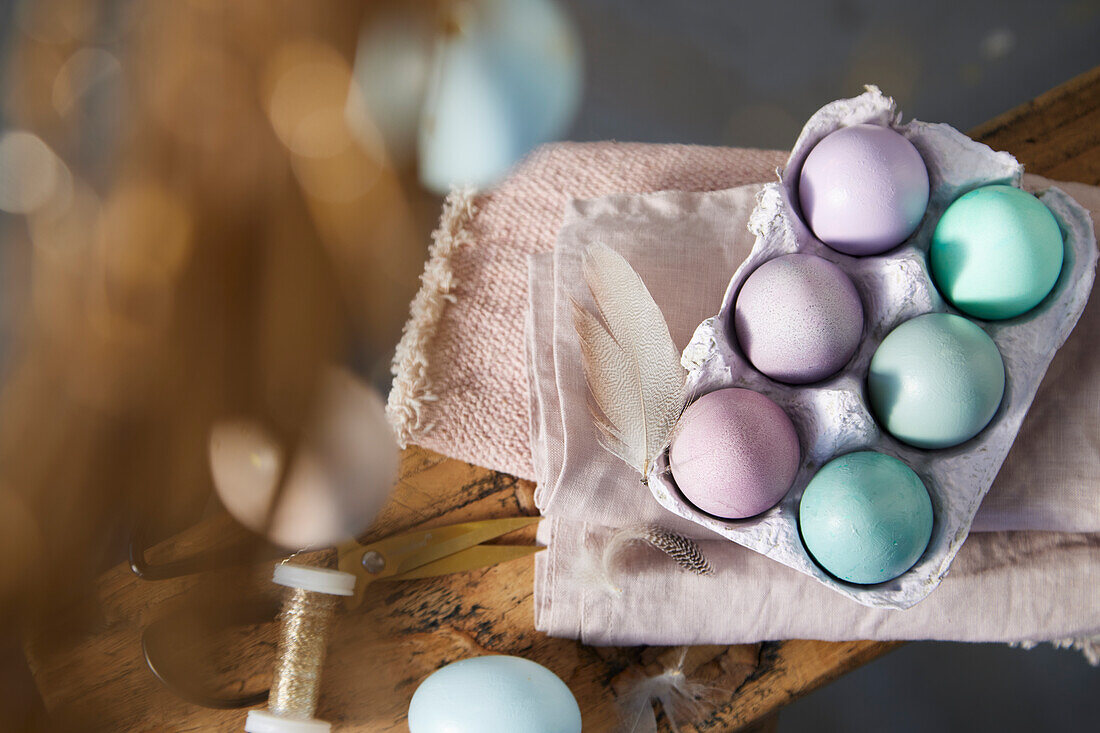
[617, 647, 723, 733]
[572, 243, 685, 477]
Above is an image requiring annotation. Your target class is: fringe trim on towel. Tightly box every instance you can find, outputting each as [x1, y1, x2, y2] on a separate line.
[385, 187, 478, 446]
[1011, 634, 1100, 666]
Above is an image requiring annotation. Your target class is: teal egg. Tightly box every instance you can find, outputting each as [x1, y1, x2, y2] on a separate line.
[868, 313, 1004, 449]
[408, 656, 581, 733]
[799, 451, 933, 585]
[930, 185, 1063, 320]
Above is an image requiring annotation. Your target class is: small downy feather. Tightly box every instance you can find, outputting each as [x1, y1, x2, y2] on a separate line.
[617, 647, 722, 733]
[572, 243, 685, 478]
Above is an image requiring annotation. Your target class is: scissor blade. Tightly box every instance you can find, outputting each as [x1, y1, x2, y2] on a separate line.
[337, 516, 540, 609]
[382, 515, 540, 577]
[381, 544, 543, 581]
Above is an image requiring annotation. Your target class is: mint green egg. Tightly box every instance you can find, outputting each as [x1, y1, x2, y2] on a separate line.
[799, 451, 933, 585]
[930, 184, 1063, 320]
[868, 313, 1004, 449]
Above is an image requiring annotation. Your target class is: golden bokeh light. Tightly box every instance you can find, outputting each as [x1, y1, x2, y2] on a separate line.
[266, 42, 361, 160]
[97, 182, 194, 293]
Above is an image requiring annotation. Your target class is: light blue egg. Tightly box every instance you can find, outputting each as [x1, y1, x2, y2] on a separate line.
[418, 0, 583, 193]
[799, 451, 933, 585]
[408, 655, 582, 733]
[868, 313, 1004, 449]
[930, 184, 1064, 320]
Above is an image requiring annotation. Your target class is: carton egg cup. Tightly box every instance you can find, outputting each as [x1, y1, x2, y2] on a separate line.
[646, 87, 1098, 609]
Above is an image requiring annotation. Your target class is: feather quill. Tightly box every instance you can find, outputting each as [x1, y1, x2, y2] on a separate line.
[572, 243, 685, 478]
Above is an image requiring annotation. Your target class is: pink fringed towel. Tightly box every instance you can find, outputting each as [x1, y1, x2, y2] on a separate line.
[387, 142, 1100, 652]
[386, 143, 789, 477]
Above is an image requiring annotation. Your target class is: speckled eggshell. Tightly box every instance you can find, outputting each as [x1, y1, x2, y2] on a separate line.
[799, 451, 933, 585]
[799, 123, 930, 255]
[408, 656, 581, 733]
[734, 253, 864, 383]
[931, 184, 1064, 320]
[669, 388, 800, 519]
[868, 313, 1005, 449]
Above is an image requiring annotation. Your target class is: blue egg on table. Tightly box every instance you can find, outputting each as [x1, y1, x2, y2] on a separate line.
[408, 655, 582, 733]
[930, 184, 1064, 320]
[799, 451, 934, 585]
[868, 313, 1005, 449]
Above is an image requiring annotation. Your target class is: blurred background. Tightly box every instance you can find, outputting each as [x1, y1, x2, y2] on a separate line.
[0, 0, 1097, 730]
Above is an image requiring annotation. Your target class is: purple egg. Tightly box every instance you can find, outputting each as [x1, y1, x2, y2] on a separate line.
[669, 388, 800, 519]
[798, 123, 929, 255]
[734, 253, 864, 384]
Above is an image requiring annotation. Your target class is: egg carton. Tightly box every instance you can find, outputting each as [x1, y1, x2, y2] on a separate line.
[646, 87, 1098, 609]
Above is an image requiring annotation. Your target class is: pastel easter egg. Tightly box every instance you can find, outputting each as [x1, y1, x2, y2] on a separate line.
[868, 313, 1004, 449]
[930, 184, 1064, 320]
[670, 388, 800, 519]
[408, 656, 581, 733]
[798, 123, 930, 255]
[799, 451, 933, 584]
[734, 253, 864, 384]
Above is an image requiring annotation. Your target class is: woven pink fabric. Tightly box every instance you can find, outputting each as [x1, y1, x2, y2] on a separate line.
[387, 143, 786, 477]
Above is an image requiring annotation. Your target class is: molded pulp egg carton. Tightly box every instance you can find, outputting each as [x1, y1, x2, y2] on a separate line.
[646, 87, 1098, 609]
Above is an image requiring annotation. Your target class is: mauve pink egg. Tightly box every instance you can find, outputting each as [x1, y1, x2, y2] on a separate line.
[734, 253, 864, 384]
[798, 123, 929, 255]
[669, 388, 800, 519]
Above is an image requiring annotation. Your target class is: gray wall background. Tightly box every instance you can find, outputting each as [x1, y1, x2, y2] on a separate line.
[563, 0, 1100, 148]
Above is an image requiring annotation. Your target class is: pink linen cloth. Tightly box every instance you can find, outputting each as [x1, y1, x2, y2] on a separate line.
[534, 518, 1100, 646]
[527, 178, 1100, 646]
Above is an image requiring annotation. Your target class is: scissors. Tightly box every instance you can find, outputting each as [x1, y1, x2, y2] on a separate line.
[137, 515, 542, 708]
[336, 515, 543, 610]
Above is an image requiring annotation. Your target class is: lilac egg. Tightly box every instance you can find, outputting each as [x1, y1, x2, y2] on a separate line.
[798, 123, 929, 255]
[734, 253, 864, 384]
[669, 388, 800, 520]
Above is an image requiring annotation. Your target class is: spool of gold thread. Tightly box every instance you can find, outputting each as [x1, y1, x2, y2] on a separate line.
[245, 564, 356, 733]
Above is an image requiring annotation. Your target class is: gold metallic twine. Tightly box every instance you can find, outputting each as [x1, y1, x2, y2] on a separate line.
[269, 585, 338, 719]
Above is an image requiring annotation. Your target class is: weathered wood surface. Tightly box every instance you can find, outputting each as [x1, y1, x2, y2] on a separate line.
[972, 64, 1100, 183]
[26, 67, 1100, 731]
[25, 445, 897, 732]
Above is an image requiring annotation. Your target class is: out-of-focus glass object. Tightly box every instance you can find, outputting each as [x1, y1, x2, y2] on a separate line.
[209, 369, 398, 550]
[349, 7, 435, 164]
[352, 0, 583, 194]
[51, 47, 123, 117]
[0, 131, 68, 214]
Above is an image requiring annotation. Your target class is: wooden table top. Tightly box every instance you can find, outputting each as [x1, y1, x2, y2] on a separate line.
[25, 67, 1100, 732]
